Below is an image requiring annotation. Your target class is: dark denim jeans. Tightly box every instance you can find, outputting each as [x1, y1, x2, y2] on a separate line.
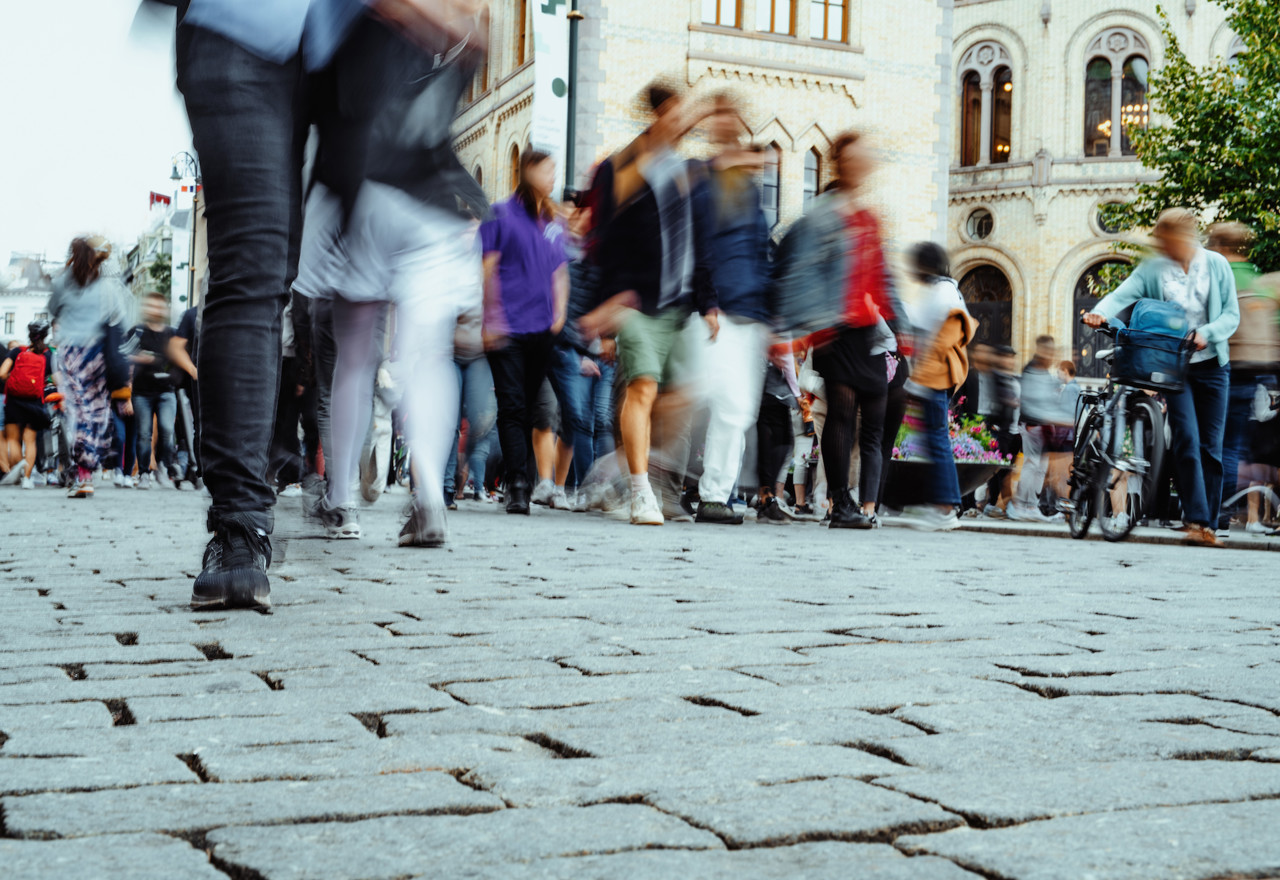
[1220, 372, 1274, 525]
[487, 332, 556, 487]
[134, 391, 177, 475]
[548, 344, 595, 488]
[589, 358, 617, 465]
[111, 402, 138, 475]
[177, 24, 308, 533]
[444, 357, 498, 500]
[1164, 360, 1230, 527]
[916, 388, 961, 507]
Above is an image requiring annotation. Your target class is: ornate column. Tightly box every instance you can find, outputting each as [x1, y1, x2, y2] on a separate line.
[979, 81, 993, 165]
[1109, 67, 1123, 157]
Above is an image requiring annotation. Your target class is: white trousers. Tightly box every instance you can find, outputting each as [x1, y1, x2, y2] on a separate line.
[698, 316, 768, 504]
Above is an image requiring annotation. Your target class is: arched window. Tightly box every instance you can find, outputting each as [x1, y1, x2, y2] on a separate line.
[516, 0, 529, 66]
[762, 144, 781, 229]
[756, 0, 793, 35]
[959, 265, 1013, 348]
[509, 145, 520, 193]
[803, 149, 820, 210]
[809, 0, 847, 41]
[1074, 259, 1129, 378]
[701, 0, 740, 27]
[957, 41, 1013, 166]
[961, 71, 982, 167]
[473, 166, 483, 190]
[1083, 28, 1150, 158]
[991, 67, 1012, 163]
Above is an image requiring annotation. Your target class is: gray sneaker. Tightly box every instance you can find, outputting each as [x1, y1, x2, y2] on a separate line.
[399, 504, 448, 548]
[318, 501, 361, 540]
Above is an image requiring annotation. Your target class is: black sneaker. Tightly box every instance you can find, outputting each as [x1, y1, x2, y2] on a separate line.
[828, 496, 860, 529]
[399, 504, 448, 547]
[759, 497, 789, 524]
[191, 523, 271, 610]
[680, 487, 699, 520]
[794, 503, 816, 520]
[695, 500, 743, 525]
[832, 508, 875, 530]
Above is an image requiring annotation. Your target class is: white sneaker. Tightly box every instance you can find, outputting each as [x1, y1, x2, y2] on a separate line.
[550, 487, 572, 510]
[112, 468, 124, 487]
[322, 504, 362, 540]
[279, 483, 303, 498]
[136, 473, 151, 490]
[20, 476, 33, 490]
[46, 472, 59, 486]
[531, 479, 556, 507]
[1111, 512, 1130, 532]
[630, 487, 664, 525]
[156, 471, 175, 490]
[122, 475, 135, 489]
[0, 467, 22, 486]
[1007, 503, 1052, 523]
[892, 506, 959, 532]
[1246, 521, 1268, 535]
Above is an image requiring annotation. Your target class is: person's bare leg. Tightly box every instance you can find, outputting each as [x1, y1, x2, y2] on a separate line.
[1, 424, 17, 474]
[532, 428, 555, 483]
[22, 427, 37, 478]
[621, 378, 658, 475]
[554, 437, 573, 489]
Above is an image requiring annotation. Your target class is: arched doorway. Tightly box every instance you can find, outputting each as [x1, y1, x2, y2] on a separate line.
[1073, 259, 1128, 379]
[958, 265, 1013, 348]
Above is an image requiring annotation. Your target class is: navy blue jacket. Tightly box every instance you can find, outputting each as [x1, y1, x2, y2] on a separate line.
[689, 162, 773, 324]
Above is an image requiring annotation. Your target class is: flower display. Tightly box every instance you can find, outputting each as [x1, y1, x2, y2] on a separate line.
[893, 402, 1013, 465]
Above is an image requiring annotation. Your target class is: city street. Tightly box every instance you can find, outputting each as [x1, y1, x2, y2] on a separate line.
[2, 487, 1278, 880]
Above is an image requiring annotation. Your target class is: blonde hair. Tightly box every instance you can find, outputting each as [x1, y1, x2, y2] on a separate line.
[1207, 221, 1254, 257]
[1152, 208, 1199, 238]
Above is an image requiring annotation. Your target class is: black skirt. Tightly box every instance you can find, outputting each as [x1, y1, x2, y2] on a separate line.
[812, 325, 889, 395]
[3, 396, 50, 430]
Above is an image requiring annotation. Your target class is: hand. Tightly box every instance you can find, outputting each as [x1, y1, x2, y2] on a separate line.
[1082, 312, 1106, 328]
[1192, 331, 1208, 351]
[895, 331, 915, 358]
[120, 400, 133, 417]
[551, 310, 567, 337]
[483, 329, 507, 352]
[296, 384, 306, 397]
[580, 357, 601, 379]
[131, 353, 156, 365]
[371, 0, 489, 52]
[703, 309, 720, 343]
[600, 337, 617, 365]
[579, 292, 638, 340]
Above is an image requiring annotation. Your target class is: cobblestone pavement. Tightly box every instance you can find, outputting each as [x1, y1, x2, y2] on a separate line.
[2, 486, 1277, 880]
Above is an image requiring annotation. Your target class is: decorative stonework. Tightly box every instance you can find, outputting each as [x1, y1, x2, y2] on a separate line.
[958, 39, 1012, 85]
[1087, 28, 1149, 64]
[689, 65, 859, 108]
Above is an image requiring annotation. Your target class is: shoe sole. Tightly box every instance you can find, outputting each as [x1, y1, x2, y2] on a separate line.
[326, 526, 361, 540]
[830, 521, 873, 530]
[191, 573, 271, 610]
[695, 518, 744, 525]
[630, 518, 664, 525]
[399, 534, 447, 548]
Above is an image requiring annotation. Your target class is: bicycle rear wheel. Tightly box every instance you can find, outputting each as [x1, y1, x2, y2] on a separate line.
[1067, 416, 1099, 539]
[1097, 396, 1162, 542]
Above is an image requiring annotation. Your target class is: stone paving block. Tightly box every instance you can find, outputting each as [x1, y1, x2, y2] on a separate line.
[0, 832, 226, 880]
[444, 841, 975, 879]
[4, 770, 501, 837]
[897, 799, 1280, 880]
[207, 804, 722, 879]
[463, 745, 909, 808]
[0, 752, 197, 796]
[445, 669, 770, 708]
[125, 684, 457, 721]
[196, 732, 554, 782]
[649, 777, 962, 847]
[0, 700, 114, 730]
[700, 676, 1041, 715]
[0, 671, 268, 706]
[0, 666, 68, 687]
[878, 760, 1280, 824]
[0, 643, 208, 668]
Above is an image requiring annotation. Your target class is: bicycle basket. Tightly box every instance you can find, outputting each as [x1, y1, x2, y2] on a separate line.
[1113, 328, 1191, 392]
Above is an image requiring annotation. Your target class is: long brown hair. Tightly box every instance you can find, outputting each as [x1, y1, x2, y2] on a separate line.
[67, 236, 109, 287]
[515, 148, 554, 222]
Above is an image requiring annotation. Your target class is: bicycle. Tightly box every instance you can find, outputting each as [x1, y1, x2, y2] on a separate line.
[1065, 324, 1173, 542]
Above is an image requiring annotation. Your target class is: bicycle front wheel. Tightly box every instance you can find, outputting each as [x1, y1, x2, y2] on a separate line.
[1067, 417, 1100, 540]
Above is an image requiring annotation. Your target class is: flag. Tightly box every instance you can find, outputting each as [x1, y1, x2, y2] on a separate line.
[149, 192, 171, 208]
[180, 185, 202, 193]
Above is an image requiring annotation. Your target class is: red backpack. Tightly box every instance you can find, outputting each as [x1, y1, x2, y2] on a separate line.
[5, 349, 46, 401]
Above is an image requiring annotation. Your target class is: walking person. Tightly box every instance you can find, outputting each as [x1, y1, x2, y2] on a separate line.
[771, 132, 904, 530]
[127, 291, 180, 490]
[1007, 335, 1071, 523]
[690, 93, 773, 526]
[895, 241, 977, 530]
[0, 321, 57, 489]
[1084, 208, 1240, 547]
[482, 148, 569, 515]
[46, 236, 130, 499]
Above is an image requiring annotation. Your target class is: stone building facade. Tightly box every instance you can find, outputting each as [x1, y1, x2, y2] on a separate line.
[947, 0, 1238, 374]
[453, 0, 955, 255]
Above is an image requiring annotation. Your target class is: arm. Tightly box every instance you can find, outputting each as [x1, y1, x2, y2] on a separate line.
[1086, 261, 1155, 325]
[1198, 257, 1241, 345]
[168, 334, 197, 381]
[481, 251, 504, 349]
[0, 357, 12, 382]
[551, 263, 569, 336]
[688, 164, 719, 321]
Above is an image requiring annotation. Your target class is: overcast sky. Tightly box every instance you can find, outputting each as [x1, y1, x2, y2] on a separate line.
[0, 1, 193, 265]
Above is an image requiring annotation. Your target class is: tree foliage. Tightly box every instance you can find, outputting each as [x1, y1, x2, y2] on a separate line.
[1102, 0, 1280, 271]
[147, 255, 172, 298]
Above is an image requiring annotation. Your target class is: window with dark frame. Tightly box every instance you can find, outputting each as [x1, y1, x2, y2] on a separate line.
[762, 144, 781, 228]
[803, 149, 820, 210]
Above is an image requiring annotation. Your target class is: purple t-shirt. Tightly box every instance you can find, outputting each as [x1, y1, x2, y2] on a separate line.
[480, 197, 567, 335]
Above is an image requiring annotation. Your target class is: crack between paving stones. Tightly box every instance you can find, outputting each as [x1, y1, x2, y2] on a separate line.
[523, 733, 594, 758]
[178, 753, 215, 782]
[253, 671, 284, 690]
[58, 664, 87, 681]
[992, 663, 1121, 679]
[352, 713, 389, 738]
[683, 696, 761, 716]
[867, 779, 1044, 831]
[890, 715, 939, 735]
[104, 699, 136, 726]
[839, 741, 912, 767]
[196, 643, 234, 661]
[351, 651, 380, 666]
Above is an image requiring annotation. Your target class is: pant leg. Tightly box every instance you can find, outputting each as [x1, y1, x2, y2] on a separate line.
[1219, 373, 1253, 525]
[462, 357, 496, 490]
[327, 299, 385, 508]
[592, 360, 617, 462]
[879, 382, 908, 505]
[487, 343, 532, 487]
[444, 361, 463, 500]
[155, 391, 178, 472]
[311, 297, 338, 477]
[547, 345, 594, 488]
[756, 397, 793, 491]
[134, 393, 156, 475]
[1190, 362, 1230, 525]
[1014, 425, 1049, 508]
[856, 391, 887, 505]
[920, 389, 962, 506]
[177, 23, 306, 533]
[268, 356, 304, 486]
[699, 318, 766, 504]
[1164, 374, 1211, 526]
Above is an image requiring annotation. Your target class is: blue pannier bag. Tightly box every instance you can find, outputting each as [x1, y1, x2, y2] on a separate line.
[1113, 299, 1192, 392]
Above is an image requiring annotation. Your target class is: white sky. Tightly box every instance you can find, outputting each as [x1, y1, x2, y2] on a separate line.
[0, 1, 193, 264]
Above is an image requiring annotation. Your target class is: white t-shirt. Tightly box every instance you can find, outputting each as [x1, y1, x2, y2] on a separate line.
[1161, 248, 1213, 364]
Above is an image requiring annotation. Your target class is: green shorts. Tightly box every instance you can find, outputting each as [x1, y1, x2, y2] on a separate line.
[616, 306, 692, 386]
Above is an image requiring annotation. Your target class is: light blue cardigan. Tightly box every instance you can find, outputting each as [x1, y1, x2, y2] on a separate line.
[1090, 249, 1241, 367]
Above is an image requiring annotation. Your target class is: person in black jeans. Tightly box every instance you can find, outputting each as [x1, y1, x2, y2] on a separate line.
[176, 0, 480, 608]
[127, 291, 180, 489]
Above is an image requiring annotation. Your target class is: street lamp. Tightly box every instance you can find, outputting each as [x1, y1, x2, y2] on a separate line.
[170, 152, 201, 308]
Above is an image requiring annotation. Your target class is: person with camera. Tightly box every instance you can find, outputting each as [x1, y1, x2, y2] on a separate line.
[127, 291, 181, 490]
[1083, 208, 1240, 547]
